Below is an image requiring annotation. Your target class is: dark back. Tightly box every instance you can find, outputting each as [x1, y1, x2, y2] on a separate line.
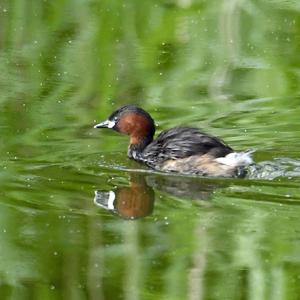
[142, 127, 233, 165]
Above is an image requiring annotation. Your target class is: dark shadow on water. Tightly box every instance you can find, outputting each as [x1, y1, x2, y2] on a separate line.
[93, 156, 300, 219]
[94, 172, 227, 219]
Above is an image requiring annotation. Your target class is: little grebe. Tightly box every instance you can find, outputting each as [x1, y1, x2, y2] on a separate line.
[94, 105, 254, 177]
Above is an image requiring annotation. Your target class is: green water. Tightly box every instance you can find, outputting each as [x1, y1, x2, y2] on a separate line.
[1, 0, 300, 299]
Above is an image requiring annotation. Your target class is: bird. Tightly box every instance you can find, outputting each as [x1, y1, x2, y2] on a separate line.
[94, 105, 254, 177]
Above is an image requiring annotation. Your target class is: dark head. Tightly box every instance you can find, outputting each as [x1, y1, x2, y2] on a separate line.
[94, 105, 156, 155]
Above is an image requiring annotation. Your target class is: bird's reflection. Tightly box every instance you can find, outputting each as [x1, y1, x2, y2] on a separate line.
[94, 172, 226, 219]
[94, 173, 154, 219]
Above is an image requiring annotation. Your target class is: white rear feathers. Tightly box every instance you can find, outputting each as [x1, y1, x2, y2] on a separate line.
[215, 150, 254, 167]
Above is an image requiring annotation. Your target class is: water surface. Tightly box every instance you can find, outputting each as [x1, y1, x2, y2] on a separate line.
[1, 1, 300, 299]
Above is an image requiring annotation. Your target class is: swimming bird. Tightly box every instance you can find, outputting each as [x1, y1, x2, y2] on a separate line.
[94, 105, 254, 177]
